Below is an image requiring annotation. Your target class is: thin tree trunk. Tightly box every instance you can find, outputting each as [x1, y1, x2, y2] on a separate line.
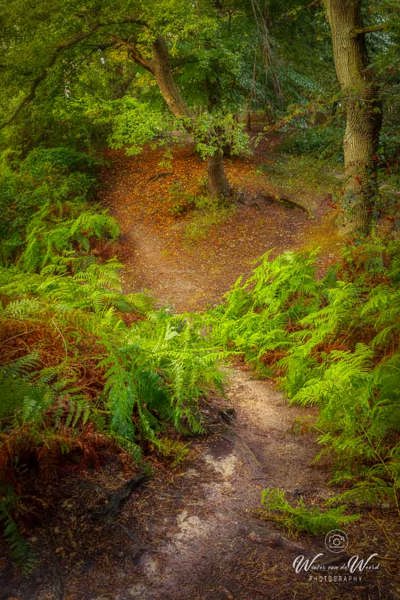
[251, 0, 284, 106]
[324, 0, 381, 234]
[246, 111, 252, 132]
[207, 150, 231, 198]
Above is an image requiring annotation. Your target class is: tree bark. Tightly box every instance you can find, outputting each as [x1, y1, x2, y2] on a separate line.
[150, 37, 231, 199]
[151, 37, 191, 120]
[324, 0, 381, 234]
[207, 150, 231, 198]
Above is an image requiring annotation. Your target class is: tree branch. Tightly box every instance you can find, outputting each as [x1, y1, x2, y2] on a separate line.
[351, 23, 388, 37]
[0, 25, 101, 130]
[0, 17, 149, 129]
[111, 36, 154, 73]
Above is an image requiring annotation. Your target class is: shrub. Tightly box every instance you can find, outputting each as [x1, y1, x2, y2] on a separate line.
[1, 147, 101, 266]
[0, 257, 225, 568]
[208, 240, 400, 507]
[279, 125, 343, 160]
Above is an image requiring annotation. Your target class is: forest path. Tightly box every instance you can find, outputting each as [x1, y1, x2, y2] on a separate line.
[43, 368, 335, 600]
[6, 144, 371, 600]
[106, 368, 334, 600]
[99, 143, 341, 312]
[69, 144, 355, 600]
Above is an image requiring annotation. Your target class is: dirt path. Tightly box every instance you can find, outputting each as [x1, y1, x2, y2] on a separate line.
[99, 144, 340, 311]
[117, 369, 331, 600]
[4, 370, 389, 600]
[82, 146, 381, 599]
[27, 369, 333, 600]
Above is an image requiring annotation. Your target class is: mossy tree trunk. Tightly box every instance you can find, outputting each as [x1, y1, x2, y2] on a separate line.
[324, 0, 382, 234]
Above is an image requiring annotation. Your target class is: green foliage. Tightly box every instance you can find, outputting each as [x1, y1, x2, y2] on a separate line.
[0, 264, 226, 470]
[209, 241, 400, 506]
[193, 112, 250, 159]
[184, 196, 235, 241]
[0, 253, 225, 567]
[279, 125, 343, 161]
[210, 251, 321, 371]
[167, 181, 236, 239]
[102, 311, 225, 445]
[0, 146, 107, 266]
[168, 182, 197, 216]
[258, 154, 341, 197]
[109, 98, 171, 156]
[155, 437, 190, 466]
[0, 137, 226, 569]
[0, 0, 399, 571]
[260, 488, 360, 536]
[21, 147, 99, 177]
[0, 0, 258, 165]
[0, 487, 36, 573]
[19, 206, 119, 272]
[0, 353, 52, 428]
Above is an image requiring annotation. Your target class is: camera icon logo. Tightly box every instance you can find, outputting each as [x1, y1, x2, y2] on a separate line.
[324, 529, 349, 553]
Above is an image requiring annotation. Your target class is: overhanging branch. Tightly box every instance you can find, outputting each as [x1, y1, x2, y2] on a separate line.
[110, 36, 154, 73]
[0, 25, 101, 130]
[0, 17, 149, 130]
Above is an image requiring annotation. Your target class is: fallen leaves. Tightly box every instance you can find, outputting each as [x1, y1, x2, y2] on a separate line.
[99, 141, 333, 312]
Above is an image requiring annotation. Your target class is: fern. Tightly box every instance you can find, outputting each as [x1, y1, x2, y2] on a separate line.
[0, 355, 53, 429]
[19, 205, 119, 272]
[260, 487, 360, 535]
[100, 312, 226, 445]
[210, 242, 400, 507]
[0, 488, 36, 573]
[0, 146, 228, 570]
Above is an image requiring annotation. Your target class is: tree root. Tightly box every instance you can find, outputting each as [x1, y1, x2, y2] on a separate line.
[91, 472, 150, 521]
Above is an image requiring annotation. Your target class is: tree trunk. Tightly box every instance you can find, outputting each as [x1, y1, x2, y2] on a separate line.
[246, 110, 252, 132]
[151, 37, 191, 120]
[324, 0, 381, 234]
[148, 37, 231, 199]
[207, 150, 231, 198]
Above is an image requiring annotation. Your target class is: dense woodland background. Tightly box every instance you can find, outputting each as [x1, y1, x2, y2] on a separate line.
[0, 1, 399, 598]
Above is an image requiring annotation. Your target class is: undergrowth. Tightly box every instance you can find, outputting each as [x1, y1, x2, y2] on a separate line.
[258, 154, 341, 197]
[184, 196, 235, 242]
[260, 488, 360, 536]
[2, 142, 399, 567]
[167, 182, 235, 241]
[0, 147, 225, 569]
[208, 239, 400, 514]
[0, 261, 225, 565]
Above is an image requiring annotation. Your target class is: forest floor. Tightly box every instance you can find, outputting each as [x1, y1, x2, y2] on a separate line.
[2, 139, 398, 600]
[98, 138, 342, 312]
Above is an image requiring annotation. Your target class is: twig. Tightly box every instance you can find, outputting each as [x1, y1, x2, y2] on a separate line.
[51, 318, 68, 360]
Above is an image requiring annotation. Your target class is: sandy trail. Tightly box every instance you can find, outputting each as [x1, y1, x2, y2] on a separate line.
[118, 368, 331, 600]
